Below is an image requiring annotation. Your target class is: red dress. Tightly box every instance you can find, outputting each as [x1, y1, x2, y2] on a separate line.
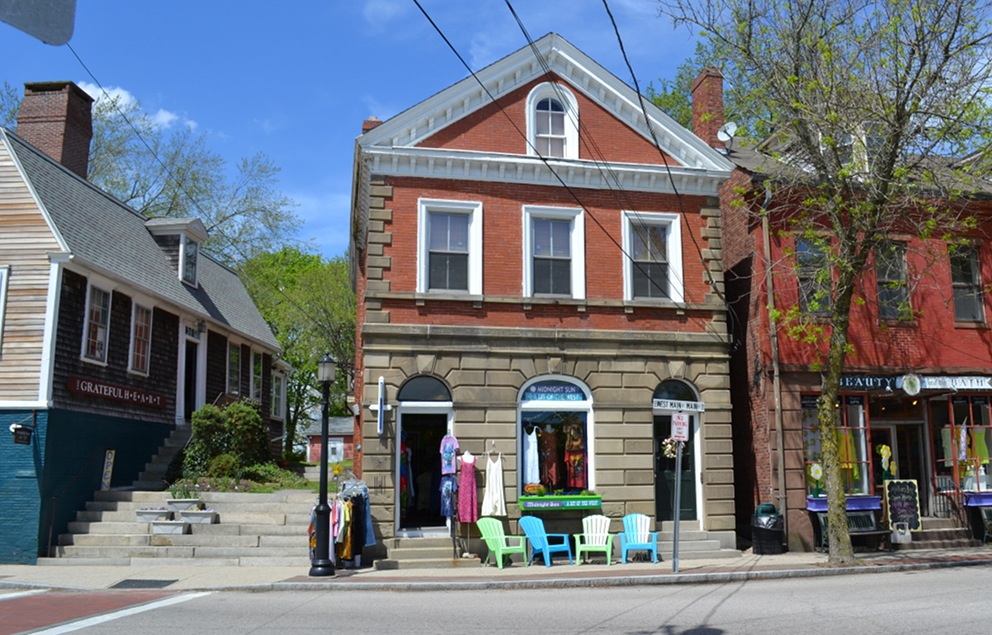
[457, 453, 479, 523]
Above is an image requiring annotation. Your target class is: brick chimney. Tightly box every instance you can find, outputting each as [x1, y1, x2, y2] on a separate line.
[362, 116, 383, 133]
[16, 81, 94, 179]
[691, 68, 725, 149]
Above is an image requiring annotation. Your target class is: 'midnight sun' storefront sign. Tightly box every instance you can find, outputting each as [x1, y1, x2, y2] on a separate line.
[67, 377, 167, 409]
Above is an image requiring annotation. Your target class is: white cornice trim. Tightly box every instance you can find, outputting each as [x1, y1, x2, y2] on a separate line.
[358, 33, 733, 174]
[363, 146, 730, 197]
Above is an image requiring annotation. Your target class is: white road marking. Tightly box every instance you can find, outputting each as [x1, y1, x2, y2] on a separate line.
[0, 589, 47, 601]
[30, 591, 213, 634]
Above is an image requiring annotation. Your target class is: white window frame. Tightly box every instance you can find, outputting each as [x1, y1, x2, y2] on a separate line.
[621, 211, 684, 303]
[251, 350, 263, 401]
[523, 205, 585, 300]
[180, 235, 198, 286]
[227, 341, 241, 395]
[0, 265, 8, 353]
[129, 302, 153, 375]
[82, 282, 112, 364]
[271, 371, 285, 421]
[416, 198, 483, 295]
[525, 82, 579, 160]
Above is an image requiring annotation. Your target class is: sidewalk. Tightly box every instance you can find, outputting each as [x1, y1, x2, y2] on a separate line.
[1, 546, 991, 592]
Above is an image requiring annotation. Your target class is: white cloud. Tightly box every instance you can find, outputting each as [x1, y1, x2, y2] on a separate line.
[362, 0, 410, 29]
[77, 81, 197, 131]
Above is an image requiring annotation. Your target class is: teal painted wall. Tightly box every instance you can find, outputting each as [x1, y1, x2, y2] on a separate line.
[0, 408, 169, 564]
[0, 411, 46, 564]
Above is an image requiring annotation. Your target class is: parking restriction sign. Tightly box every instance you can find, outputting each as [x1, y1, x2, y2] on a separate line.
[671, 412, 689, 441]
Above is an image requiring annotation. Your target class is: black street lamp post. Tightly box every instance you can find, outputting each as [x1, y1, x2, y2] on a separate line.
[309, 354, 337, 577]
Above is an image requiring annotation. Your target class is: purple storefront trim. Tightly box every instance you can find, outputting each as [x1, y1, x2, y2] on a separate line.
[806, 495, 881, 512]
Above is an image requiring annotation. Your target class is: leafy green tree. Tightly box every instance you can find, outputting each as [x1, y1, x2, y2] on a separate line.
[240, 247, 356, 457]
[659, 0, 992, 564]
[1, 83, 300, 265]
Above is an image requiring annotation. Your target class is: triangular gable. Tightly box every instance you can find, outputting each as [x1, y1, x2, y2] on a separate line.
[359, 33, 733, 175]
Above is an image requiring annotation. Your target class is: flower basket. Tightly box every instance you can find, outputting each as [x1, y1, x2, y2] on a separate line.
[166, 498, 202, 512]
[180, 509, 217, 524]
[135, 508, 172, 522]
[151, 520, 189, 535]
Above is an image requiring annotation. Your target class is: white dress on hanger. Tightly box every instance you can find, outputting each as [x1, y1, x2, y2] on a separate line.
[523, 427, 540, 485]
[481, 452, 507, 516]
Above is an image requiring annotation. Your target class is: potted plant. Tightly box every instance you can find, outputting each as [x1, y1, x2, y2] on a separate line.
[166, 480, 201, 512]
[135, 507, 172, 522]
[150, 519, 189, 535]
[180, 502, 218, 524]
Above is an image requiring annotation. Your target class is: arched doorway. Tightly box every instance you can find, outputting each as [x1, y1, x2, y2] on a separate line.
[653, 380, 700, 521]
[396, 375, 452, 533]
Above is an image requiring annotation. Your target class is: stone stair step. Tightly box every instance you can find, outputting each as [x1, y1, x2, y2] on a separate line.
[387, 546, 461, 560]
[59, 533, 151, 547]
[190, 546, 305, 559]
[53, 545, 195, 558]
[68, 521, 150, 534]
[37, 557, 132, 566]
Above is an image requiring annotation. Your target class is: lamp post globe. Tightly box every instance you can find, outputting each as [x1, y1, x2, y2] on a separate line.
[309, 354, 337, 577]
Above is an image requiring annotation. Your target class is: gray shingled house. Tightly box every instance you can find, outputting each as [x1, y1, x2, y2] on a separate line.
[0, 82, 284, 564]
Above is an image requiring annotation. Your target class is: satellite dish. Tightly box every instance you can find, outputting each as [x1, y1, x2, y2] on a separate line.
[717, 121, 739, 142]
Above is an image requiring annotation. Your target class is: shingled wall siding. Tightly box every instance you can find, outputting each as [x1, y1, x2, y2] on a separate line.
[360, 325, 734, 546]
[51, 269, 177, 424]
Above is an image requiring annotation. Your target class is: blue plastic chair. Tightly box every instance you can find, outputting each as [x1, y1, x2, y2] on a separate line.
[519, 515, 574, 567]
[619, 513, 660, 563]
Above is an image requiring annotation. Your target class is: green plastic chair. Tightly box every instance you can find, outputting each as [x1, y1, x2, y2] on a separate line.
[575, 514, 614, 565]
[476, 517, 528, 568]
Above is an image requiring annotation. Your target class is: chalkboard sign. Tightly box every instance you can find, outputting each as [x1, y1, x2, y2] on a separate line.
[884, 479, 921, 531]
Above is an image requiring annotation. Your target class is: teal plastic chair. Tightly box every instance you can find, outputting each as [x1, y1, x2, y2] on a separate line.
[619, 513, 659, 563]
[476, 517, 527, 568]
[519, 515, 574, 567]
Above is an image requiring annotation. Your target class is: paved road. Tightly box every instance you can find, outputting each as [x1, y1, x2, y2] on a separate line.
[5, 565, 990, 634]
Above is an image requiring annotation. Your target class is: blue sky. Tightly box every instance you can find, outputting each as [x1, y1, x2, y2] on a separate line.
[0, 1, 696, 260]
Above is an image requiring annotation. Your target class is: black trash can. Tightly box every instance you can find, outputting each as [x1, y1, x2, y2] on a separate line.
[752, 502, 784, 554]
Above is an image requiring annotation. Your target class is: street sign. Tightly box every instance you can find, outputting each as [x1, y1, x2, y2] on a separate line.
[653, 398, 705, 412]
[671, 412, 689, 441]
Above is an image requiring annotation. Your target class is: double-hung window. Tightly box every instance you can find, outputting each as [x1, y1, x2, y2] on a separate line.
[796, 237, 831, 315]
[0, 265, 8, 352]
[950, 244, 984, 322]
[83, 284, 112, 363]
[524, 206, 585, 299]
[526, 83, 579, 160]
[227, 342, 241, 395]
[129, 303, 152, 374]
[417, 199, 482, 295]
[181, 236, 198, 286]
[876, 240, 910, 320]
[271, 372, 285, 421]
[251, 351, 263, 401]
[622, 212, 683, 302]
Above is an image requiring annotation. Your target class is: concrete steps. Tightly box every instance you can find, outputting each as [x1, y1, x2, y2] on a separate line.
[129, 426, 191, 491]
[43, 488, 317, 567]
[891, 517, 982, 551]
[374, 536, 483, 570]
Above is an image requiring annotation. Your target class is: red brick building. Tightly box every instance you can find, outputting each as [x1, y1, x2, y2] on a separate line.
[349, 34, 741, 561]
[713, 79, 992, 550]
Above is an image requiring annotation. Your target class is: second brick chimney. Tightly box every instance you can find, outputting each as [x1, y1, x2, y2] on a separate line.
[691, 68, 725, 149]
[16, 81, 94, 179]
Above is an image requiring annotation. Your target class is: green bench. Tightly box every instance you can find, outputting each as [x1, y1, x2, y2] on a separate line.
[813, 510, 890, 552]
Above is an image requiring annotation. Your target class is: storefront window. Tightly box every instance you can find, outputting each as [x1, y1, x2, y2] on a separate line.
[519, 378, 593, 495]
[802, 395, 871, 496]
[935, 396, 992, 492]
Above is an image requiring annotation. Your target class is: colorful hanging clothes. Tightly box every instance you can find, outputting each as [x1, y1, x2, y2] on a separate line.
[973, 429, 990, 464]
[458, 452, 479, 523]
[440, 435, 459, 475]
[566, 450, 586, 489]
[523, 428, 540, 485]
[481, 453, 507, 516]
[837, 429, 859, 479]
[439, 474, 458, 517]
[539, 428, 560, 489]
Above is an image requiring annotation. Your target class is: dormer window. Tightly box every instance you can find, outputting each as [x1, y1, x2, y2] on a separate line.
[181, 236, 199, 286]
[526, 83, 579, 160]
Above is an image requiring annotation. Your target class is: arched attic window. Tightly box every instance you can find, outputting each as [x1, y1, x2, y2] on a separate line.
[526, 83, 579, 159]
